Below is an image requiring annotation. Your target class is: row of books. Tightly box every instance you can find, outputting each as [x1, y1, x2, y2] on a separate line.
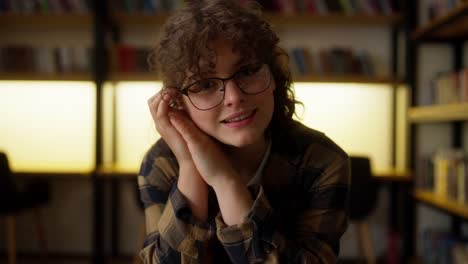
[420, 229, 468, 264]
[110, 0, 399, 15]
[0, 0, 91, 14]
[416, 149, 468, 205]
[0, 45, 92, 73]
[427, 69, 468, 105]
[262, 0, 399, 15]
[426, 0, 468, 23]
[289, 47, 375, 76]
[111, 45, 150, 73]
[0, 44, 378, 77]
[0, 0, 400, 15]
[111, 0, 184, 13]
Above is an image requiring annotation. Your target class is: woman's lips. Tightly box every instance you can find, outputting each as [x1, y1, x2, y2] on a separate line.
[222, 109, 257, 128]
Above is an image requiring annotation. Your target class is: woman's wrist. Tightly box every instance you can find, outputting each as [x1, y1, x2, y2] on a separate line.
[177, 162, 209, 221]
[213, 177, 253, 226]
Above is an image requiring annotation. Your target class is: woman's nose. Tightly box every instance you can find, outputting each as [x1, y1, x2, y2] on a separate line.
[223, 79, 245, 107]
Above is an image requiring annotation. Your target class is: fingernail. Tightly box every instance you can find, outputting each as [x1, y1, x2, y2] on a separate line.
[162, 93, 170, 102]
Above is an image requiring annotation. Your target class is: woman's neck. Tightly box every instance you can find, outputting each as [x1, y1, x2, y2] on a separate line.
[223, 136, 268, 184]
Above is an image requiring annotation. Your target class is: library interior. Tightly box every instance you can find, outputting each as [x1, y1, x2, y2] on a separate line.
[0, 0, 468, 263]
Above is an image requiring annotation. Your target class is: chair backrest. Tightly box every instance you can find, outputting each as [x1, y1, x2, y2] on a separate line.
[0, 152, 18, 197]
[349, 156, 379, 221]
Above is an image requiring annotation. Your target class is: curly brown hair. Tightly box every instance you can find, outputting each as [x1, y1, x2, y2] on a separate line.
[148, 0, 299, 137]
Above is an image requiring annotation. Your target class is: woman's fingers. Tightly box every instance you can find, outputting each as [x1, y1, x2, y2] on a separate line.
[148, 89, 193, 163]
[169, 113, 233, 187]
[147, 89, 178, 131]
[168, 113, 202, 145]
[148, 91, 164, 118]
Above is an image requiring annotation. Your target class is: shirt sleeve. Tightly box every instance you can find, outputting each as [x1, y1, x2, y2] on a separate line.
[215, 156, 350, 264]
[138, 143, 215, 263]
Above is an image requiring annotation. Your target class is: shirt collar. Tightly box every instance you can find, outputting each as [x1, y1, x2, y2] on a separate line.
[247, 136, 272, 186]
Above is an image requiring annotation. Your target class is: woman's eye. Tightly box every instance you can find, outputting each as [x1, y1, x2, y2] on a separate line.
[189, 79, 218, 93]
[238, 65, 261, 77]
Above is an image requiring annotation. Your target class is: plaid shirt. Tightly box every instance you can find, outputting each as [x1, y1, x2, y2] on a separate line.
[138, 121, 350, 263]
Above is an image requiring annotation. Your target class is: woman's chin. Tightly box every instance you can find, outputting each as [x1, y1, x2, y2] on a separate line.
[217, 132, 263, 148]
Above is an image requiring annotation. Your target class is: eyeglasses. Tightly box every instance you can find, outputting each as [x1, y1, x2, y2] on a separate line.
[180, 63, 271, 111]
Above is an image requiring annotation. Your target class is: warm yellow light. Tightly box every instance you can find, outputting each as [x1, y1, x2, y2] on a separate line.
[0, 81, 96, 172]
[293, 82, 393, 171]
[113, 81, 162, 170]
[395, 84, 409, 170]
[110, 81, 403, 172]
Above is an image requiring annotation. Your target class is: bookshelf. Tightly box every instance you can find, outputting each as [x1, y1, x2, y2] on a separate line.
[413, 190, 468, 220]
[0, 72, 92, 81]
[289, 74, 401, 84]
[0, 1, 406, 263]
[406, 1, 468, 262]
[411, 2, 468, 41]
[111, 12, 402, 84]
[109, 71, 402, 84]
[0, 12, 402, 84]
[408, 103, 468, 123]
[0, 13, 92, 28]
[114, 12, 402, 27]
[0, 12, 93, 80]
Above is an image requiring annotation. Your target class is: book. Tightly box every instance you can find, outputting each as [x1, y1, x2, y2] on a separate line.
[291, 47, 308, 75]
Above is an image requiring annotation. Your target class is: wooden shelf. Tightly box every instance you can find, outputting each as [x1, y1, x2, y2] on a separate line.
[408, 103, 468, 123]
[114, 12, 402, 27]
[14, 171, 92, 178]
[95, 164, 137, 178]
[266, 13, 402, 26]
[414, 189, 468, 219]
[0, 13, 92, 29]
[109, 71, 401, 84]
[412, 3, 468, 41]
[108, 72, 160, 82]
[114, 13, 170, 26]
[373, 169, 412, 182]
[292, 74, 402, 84]
[0, 72, 92, 81]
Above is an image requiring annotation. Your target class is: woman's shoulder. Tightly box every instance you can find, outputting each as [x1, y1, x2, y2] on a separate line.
[145, 138, 175, 160]
[138, 138, 178, 178]
[274, 121, 348, 168]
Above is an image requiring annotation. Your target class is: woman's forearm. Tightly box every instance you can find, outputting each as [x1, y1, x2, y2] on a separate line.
[214, 178, 253, 226]
[177, 163, 209, 221]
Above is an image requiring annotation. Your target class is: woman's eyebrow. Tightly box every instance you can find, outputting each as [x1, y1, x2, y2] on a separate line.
[234, 57, 251, 67]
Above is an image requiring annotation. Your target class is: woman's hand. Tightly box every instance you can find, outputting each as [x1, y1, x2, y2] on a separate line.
[169, 111, 253, 226]
[148, 89, 209, 221]
[168, 112, 240, 188]
[147, 89, 193, 166]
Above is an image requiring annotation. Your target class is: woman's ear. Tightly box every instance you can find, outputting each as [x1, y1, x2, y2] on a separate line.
[169, 98, 184, 110]
[163, 87, 185, 110]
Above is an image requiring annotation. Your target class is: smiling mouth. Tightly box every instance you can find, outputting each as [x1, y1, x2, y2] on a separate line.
[222, 110, 257, 123]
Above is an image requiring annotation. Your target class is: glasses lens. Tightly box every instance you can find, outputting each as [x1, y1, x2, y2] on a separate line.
[186, 79, 224, 110]
[235, 64, 270, 94]
[185, 64, 271, 110]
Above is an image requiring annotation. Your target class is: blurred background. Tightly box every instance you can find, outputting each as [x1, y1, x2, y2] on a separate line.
[1, 0, 467, 263]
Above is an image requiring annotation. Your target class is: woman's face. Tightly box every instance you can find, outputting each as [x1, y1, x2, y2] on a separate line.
[181, 39, 275, 148]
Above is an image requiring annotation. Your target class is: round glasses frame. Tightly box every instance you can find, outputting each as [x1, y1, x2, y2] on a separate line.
[179, 64, 272, 111]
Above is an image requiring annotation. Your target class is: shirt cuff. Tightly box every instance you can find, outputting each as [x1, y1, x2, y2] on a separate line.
[158, 182, 214, 258]
[215, 184, 276, 262]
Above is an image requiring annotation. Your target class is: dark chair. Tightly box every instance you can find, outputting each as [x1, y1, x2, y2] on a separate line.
[0, 152, 50, 264]
[349, 156, 380, 264]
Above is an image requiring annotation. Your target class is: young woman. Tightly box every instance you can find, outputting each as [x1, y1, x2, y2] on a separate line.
[139, 1, 350, 263]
